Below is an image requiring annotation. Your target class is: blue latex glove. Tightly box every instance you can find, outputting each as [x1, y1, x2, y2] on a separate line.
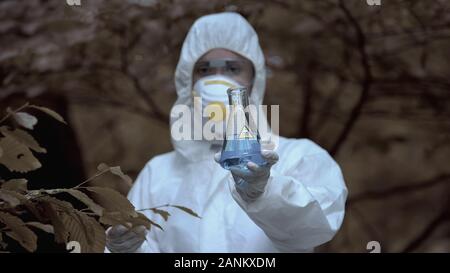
[215, 148, 279, 202]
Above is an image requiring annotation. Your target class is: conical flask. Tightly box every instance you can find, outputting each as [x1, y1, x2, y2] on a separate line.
[219, 87, 267, 170]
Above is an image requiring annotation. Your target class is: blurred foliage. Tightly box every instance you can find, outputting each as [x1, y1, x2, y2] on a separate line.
[0, 104, 199, 252]
[0, 0, 449, 252]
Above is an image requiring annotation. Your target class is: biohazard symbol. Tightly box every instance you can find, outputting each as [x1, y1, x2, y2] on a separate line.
[239, 125, 254, 139]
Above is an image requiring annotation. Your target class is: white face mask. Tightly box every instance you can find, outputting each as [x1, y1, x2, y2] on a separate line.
[192, 74, 243, 122]
[192, 75, 243, 143]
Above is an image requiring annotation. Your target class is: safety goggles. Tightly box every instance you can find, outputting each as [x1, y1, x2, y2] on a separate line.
[193, 58, 254, 78]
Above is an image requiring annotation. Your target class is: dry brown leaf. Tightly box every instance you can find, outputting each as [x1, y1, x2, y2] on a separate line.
[130, 212, 153, 229]
[33, 188, 105, 216]
[60, 211, 106, 253]
[12, 112, 38, 130]
[109, 166, 133, 186]
[151, 208, 171, 221]
[65, 189, 104, 216]
[97, 163, 132, 186]
[29, 105, 67, 124]
[99, 211, 153, 231]
[0, 127, 46, 153]
[26, 222, 54, 234]
[39, 197, 74, 244]
[142, 217, 162, 231]
[0, 190, 38, 222]
[85, 187, 136, 217]
[0, 211, 37, 252]
[61, 212, 91, 251]
[171, 205, 201, 218]
[1, 178, 28, 192]
[40, 202, 68, 244]
[97, 163, 109, 172]
[86, 215, 107, 252]
[39, 196, 75, 212]
[24, 200, 46, 223]
[0, 135, 41, 173]
[2, 190, 28, 202]
[0, 190, 21, 207]
[99, 211, 131, 227]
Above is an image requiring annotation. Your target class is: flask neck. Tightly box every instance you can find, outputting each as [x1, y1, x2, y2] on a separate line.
[227, 88, 249, 108]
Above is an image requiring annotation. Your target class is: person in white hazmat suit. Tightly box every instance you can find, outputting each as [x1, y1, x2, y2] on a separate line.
[105, 12, 348, 253]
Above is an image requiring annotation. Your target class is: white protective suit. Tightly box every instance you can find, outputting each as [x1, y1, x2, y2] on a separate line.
[128, 12, 348, 252]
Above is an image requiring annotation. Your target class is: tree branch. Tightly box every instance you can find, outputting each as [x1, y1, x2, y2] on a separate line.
[330, 0, 373, 156]
[347, 174, 450, 205]
[118, 25, 170, 124]
[401, 207, 450, 253]
[296, 60, 316, 138]
[351, 205, 383, 244]
[69, 95, 168, 126]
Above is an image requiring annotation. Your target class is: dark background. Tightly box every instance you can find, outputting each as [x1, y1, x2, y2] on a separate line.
[0, 0, 449, 252]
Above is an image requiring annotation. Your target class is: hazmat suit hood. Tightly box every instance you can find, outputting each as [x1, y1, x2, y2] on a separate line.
[171, 12, 271, 161]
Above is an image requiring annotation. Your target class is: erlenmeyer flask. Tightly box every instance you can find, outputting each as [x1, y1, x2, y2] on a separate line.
[219, 87, 267, 170]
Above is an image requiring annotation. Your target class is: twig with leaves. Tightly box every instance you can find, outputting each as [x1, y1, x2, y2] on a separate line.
[0, 103, 199, 253]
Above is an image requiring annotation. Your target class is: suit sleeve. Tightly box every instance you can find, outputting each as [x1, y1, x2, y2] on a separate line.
[126, 164, 161, 253]
[229, 150, 348, 252]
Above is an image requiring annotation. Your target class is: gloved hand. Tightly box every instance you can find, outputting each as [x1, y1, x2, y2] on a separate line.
[215, 146, 279, 202]
[105, 224, 147, 253]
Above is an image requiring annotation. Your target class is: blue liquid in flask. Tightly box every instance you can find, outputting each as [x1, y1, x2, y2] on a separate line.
[219, 139, 266, 170]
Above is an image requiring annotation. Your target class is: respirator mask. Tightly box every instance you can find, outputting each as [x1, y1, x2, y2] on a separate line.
[192, 74, 243, 142]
